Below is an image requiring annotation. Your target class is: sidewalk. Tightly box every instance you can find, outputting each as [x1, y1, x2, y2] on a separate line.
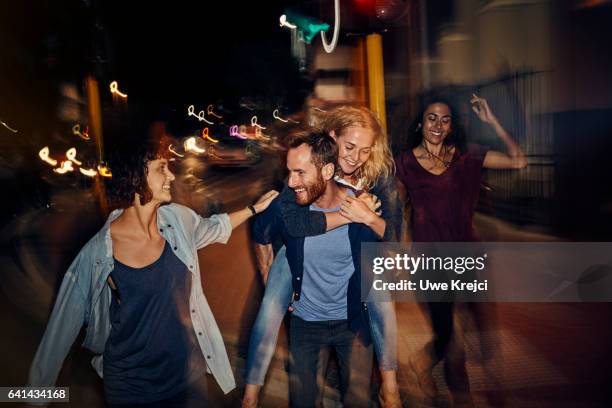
[1, 194, 611, 407]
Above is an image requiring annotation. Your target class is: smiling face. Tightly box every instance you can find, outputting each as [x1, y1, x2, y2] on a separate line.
[334, 126, 375, 176]
[421, 103, 452, 146]
[145, 158, 175, 204]
[286, 144, 328, 206]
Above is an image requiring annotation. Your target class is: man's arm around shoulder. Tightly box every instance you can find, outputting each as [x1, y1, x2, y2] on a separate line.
[251, 197, 281, 283]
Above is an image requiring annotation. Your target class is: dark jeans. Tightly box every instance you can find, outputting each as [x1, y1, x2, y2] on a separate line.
[107, 374, 208, 408]
[289, 315, 373, 408]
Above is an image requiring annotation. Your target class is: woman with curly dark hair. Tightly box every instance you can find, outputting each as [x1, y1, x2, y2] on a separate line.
[29, 124, 278, 408]
[395, 94, 527, 406]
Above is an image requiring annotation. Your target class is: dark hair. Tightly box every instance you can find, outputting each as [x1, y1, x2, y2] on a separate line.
[105, 121, 171, 209]
[409, 95, 467, 153]
[287, 128, 338, 171]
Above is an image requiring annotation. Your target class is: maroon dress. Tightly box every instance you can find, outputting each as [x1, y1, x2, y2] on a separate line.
[395, 143, 489, 242]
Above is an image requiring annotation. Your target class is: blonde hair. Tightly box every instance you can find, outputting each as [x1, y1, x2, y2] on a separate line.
[322, 105, 395, 190]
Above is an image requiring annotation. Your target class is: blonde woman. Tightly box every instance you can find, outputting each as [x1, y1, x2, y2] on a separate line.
[244, 106, 402, 407]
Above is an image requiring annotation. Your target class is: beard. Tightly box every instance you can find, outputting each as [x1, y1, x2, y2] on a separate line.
[294, 174, 327, 206]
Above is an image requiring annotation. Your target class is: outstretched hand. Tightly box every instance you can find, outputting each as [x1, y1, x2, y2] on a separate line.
[471, 93, 497, 125]
[253, 190, 279, 214]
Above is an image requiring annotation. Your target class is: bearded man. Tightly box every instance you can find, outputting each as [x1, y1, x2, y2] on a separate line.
[252, 130, 379, 408]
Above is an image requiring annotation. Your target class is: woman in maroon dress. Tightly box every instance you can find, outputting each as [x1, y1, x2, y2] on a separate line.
[395, 94, 527, 406]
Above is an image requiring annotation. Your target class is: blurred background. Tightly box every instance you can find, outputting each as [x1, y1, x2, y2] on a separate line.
[1, 0, 612, 406]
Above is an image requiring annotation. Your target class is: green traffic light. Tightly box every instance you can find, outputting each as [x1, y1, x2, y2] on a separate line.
[285, 11, 330, 44]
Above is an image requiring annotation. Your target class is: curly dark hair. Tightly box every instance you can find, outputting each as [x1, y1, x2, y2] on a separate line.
[410, 94, 467, 153]
[104, 122, 171, 209]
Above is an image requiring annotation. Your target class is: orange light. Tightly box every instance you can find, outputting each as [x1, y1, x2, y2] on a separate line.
[53, 161, 75, 174]
[72, 124, 90, 140]
[39, 147, 58, 166]
[168, 144, 185, 158]
[66, 147, 82, 166]
[79, 167, 98, 177]
[201, 127, 219, 143]
[98, 165, 112, 178]
[109, 81, 128, 98]
[207, 105, 223, 119]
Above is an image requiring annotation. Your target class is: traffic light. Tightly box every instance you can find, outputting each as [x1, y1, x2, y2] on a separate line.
[283, 10, 330, 44]
[344, 0, 410, 33]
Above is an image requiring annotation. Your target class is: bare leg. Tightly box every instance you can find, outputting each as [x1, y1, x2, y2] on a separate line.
[379, 370, 401, 408]
[242, 384, 261, 408]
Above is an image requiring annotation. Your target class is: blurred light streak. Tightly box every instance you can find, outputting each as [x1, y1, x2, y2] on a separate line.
[272, 109, 289, 123]
[72, 124, 90, 140]
[53, 161, 74, 174]
[251, 116, 267, 130]
[239, 101, 258, 111]
[168, 144, 185, 158]
[230, 125, 248, 139]
[38, 147, 58, 166]
[320, 0, 340, 53]
[187, 105, 214, 124]
[97, 164, 112, 178]
[66, 147, 83, 166]
[201, 127, 219, 143]
[255, 127, 270, 140]
[184, 136, 207, 154]
[279, 14, 297, 29]
[109, 81, 128, 98]
[207, 105, 223, 119]
[79, 167, 98, 177]
[0, 119, 18, 133]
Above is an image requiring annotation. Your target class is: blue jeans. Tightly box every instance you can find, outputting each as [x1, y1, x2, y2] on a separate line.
[289, 316, 373, 408]
[245, 246, 397, 385]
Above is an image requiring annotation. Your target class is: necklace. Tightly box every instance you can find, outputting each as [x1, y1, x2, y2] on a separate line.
[421, 142, 453, 168]
[337, 167, 363, 189]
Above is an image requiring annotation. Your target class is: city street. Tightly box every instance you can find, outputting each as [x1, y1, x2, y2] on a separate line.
[1, 162, 610, 407]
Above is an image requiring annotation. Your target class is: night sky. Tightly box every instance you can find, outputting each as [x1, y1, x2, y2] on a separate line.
[0, 0, 311, 136]
[100, 1, 308, 106]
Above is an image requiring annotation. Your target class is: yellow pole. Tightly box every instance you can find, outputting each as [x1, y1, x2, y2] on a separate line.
[85, 75, 108, 215]
[86, 76, 103, 160]
[365, 33, 387, 133]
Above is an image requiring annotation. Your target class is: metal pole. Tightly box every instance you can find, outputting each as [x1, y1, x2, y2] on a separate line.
[85, 75, 108, 215]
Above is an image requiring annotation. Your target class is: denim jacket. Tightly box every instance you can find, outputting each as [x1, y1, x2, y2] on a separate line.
[28, 203, 236, 394]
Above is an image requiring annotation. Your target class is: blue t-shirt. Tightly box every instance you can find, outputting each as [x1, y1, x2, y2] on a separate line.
[292, 195, 355, 321]
[103, 242, 206, 404]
